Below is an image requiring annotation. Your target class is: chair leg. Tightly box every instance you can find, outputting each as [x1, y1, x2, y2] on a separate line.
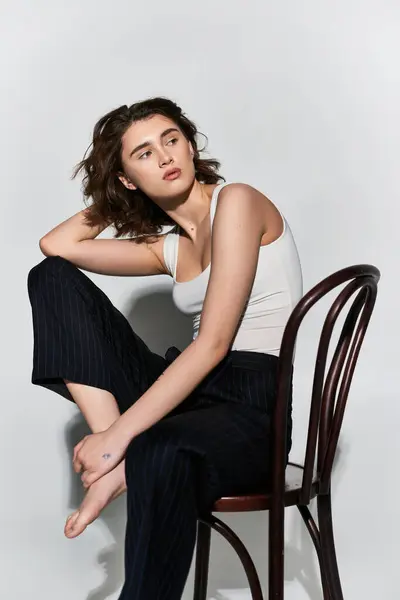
[318, 493, 344, 600]
[269, 505, 285, 600]
[193, 520, 211, 600]
[202, 515, 264, 600]
[297, 505, 331, 600]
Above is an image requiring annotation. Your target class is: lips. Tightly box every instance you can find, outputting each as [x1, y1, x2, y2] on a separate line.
[163, 168, 181, 181]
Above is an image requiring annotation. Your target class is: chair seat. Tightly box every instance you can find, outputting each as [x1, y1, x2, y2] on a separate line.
[212, 462, 319, 512]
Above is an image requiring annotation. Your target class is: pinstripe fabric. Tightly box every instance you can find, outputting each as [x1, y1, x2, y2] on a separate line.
[27, 256, 293, 600]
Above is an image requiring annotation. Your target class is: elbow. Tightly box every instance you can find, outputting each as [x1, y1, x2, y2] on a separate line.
[39, 236, 63, 258]
[39, 236, 54, 257]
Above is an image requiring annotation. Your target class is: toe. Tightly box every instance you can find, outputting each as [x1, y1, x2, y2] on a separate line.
[64, 511, 80, 538]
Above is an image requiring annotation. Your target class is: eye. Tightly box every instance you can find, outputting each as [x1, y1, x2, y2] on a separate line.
[138, 150, 152, 160]
[166, 137, 178, 145]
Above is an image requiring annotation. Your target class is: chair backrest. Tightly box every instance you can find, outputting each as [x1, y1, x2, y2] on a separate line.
[271, 264, 380, 508]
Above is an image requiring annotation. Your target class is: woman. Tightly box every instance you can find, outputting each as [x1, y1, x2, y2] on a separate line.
[27, 96, 303, 599]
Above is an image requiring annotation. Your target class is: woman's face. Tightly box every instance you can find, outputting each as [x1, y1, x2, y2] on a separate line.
[118, 114, 196, 199]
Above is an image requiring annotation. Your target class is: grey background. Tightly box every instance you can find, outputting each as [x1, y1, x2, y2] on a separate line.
[0, 1, 397, 598]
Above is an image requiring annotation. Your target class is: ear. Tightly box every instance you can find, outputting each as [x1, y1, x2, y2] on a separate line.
[189, 142, 195, 157]
[117, 172, 137, 191]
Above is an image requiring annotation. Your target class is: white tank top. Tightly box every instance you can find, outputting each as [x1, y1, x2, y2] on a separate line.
[163, 182, 303, 356]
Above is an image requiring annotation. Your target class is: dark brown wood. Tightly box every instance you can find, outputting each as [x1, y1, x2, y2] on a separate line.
[318, 492, 344, 600]
[195, 515, 264, 600]
[298, 505, 331, 600]
[212, 463, 319, 512]
[192, 264, 380, 600]
[193, 520, 211, 600]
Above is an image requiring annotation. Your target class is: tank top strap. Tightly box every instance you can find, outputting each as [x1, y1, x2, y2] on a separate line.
[210, 182, 233, 228]
[163, 225, 179, 278]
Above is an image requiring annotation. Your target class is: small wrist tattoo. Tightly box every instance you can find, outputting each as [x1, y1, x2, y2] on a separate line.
[102, 453, 112, 460]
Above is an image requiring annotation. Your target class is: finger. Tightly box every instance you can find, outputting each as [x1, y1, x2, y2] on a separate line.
[81, 471, 91, 488]
[73, 451, 84, 473]
[73, 439, 85, 463]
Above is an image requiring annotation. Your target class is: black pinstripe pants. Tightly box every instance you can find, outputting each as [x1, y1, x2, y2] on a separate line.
[27, 256, 293, 600]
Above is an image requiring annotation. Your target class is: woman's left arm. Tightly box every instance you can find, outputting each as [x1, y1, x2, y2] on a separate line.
[74, 184, 266, 485]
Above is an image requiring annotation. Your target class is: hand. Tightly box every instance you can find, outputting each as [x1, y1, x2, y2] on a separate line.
[72, 425, 129, 488]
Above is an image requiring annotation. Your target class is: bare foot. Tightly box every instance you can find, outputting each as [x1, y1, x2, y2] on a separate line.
[64, 460, 127, 538]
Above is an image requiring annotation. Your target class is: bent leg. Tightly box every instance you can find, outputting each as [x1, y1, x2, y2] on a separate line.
[27, 255, 166, 412]
[27, 256, 170, 538]
[120, 428, 199, 600]
[120, 402, 271, 600]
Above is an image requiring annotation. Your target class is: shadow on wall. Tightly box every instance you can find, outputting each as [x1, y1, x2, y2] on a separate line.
[125, 287, 194, 357]
[63, 286, 348, 600]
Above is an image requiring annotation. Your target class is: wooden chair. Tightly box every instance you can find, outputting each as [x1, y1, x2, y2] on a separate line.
[193, 264, 380, 600]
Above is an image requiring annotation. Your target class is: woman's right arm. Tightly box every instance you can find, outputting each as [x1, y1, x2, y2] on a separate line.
[39, 209, 168, 277]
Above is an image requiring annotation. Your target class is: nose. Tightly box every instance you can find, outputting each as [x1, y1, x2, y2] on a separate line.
[159, 149, 173, 167]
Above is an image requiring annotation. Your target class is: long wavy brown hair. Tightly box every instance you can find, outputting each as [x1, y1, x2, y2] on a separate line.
[72, 97, 225, 243]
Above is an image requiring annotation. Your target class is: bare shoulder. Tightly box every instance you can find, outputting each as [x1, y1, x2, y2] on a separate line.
[216, 182, 276, 214]
[217, 182, 284, 240]
[218, 182, 272, 206]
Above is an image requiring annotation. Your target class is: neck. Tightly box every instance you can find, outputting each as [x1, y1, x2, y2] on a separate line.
[166, 181, 218, 241]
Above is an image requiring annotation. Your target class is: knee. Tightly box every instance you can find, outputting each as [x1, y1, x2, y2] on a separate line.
[27, 256, 75, 293]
